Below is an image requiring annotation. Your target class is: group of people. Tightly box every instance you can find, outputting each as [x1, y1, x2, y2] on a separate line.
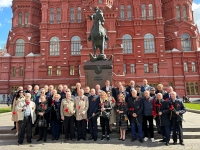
[10, 79, 186, 146]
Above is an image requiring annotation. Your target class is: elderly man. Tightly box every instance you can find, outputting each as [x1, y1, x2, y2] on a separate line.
[126, 80, 135, 96]
[141, 79, 151, 92]
[142, 91, 155, 143]
[25, 85, 32, 94]
[155, 93, 171, 146]
[170, 92, 186, 146]
[127, 90, 143, 143]
[95, 84, 101, 95]
[16, 93, 36, 145]
[72, 82, 82, 97]
[75, 89, 89, 141]
[163, 86, 180, 101]
[102, 80, 112, 94]
[31, 85, 40, 103]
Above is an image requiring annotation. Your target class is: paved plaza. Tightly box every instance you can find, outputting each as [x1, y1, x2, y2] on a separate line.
[0, 110, 200, 150]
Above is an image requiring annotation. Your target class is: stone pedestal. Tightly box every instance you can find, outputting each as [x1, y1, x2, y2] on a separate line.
[84, 60, 113, 88]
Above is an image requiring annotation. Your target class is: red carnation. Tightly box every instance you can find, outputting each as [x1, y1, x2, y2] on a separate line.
[111, 99, 115, 103]
[129, 108, 134, 111]
[165, 98, 169, 101]
[157, 104, 162, 108]
[152, 111, 157, 116]
[12, 112, 16, 115]
[26, 102, 30, 105]
[65, 108, 69, 113]
[51, 100, 55, 106]
[78, 106, 81, 109]
[169, 105, 174, 111]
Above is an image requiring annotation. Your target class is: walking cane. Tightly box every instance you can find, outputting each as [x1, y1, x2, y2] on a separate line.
[60, 121, 64, 144]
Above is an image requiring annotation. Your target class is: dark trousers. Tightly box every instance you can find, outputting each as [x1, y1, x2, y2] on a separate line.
[155, 117, 161, 133]
[18, 116, 32, 144]
[143, 115, 154, 138]
[101, 117, 109, 135]
[131, 122, 143, 139]
[77, 119, 87, 138]
[171, 117, 183, 143]
[39, 127, 47, 140]
[51, 121, 61, 139]
[64, 116, 75, 139]
[160, 126, 170, 142]
[88, 116, 97, 138]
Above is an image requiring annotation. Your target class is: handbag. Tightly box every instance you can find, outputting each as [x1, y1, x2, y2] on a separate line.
[124, 114, 129, 121]
[101, 111, 111, 119]
[37, 116, 46, 127]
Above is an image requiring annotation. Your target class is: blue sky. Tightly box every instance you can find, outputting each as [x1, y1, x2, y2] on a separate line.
[0, 0, 200, 49]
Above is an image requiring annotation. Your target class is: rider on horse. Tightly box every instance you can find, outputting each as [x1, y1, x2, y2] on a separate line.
[88, 7, 109, 42]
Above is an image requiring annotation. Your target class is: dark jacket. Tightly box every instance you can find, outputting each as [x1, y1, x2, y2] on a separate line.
[142, 97, 155, 116]
[163, 93, 180, 101]
[169, 99, 186, 121]
[101, 86, 113, 94]
[87, 95, 99, 117]
[155, 99, 171, 126]
[155, 90, 166, 95]
[126, 86, 135, 96]
[127, 96, 143, 123]
[36, 101, 51, 121]
[50, 100, 61, 122]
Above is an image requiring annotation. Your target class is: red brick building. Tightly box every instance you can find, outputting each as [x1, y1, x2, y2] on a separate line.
[0, 0, 200, 97]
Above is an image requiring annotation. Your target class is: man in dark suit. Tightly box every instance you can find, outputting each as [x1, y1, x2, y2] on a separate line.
[155, 93, 171, 146]
[163, 86, 180, 101]
[101, 80, 112, 95]
[170, 92, 186, 146]
[87, 89, 99, 141]
[126, 80, 135, 96]
[127, 90, 143, 143]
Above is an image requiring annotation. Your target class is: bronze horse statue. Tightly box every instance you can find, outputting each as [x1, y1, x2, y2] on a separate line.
[88, 7, 112, 62]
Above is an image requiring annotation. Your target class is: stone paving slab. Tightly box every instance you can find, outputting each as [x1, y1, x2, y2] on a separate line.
[0, 139, 199, 150]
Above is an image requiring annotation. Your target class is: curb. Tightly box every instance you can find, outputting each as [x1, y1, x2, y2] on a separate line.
[0, 112, 11, 117]
[186, 108, 200, 114]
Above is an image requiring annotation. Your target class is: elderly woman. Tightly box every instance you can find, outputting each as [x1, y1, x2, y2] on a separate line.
[36, 95, 50, 142]
[50, 94, 61, 140]
[47, 89, 58, 107]
[99, 91, 112, 141]
[16, 93, 36, 145]
[107, 91, 116, 133]
[116, 93, 128, 141]
[155, 84, 166, 95]
[12, 90, 25, 136]
[60, 92, 75, 141]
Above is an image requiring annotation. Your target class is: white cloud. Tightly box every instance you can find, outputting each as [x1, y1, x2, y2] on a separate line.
[0, 23, 2, 27]
[0, 0, 12, 8]
[193, 2, 200, 29]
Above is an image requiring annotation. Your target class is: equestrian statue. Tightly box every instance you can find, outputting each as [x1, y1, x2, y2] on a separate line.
[88, 7, 113, 62]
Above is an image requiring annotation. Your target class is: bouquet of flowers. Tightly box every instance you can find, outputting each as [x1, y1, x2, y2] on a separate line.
[156, 103, 162, 126]
[169, 104, 185, 122]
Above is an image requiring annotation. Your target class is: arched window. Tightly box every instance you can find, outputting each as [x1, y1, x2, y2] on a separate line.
[18, 13, 22, 25]
[181, 33, 191, 51]
[71, 36, 81, 55]
[70, 7, 74, 23]
[24, 12, 28, 25]
[120, 5, 124, 21]
[50, 8, 54, 23]
[176, 6, 180, 21]
[15, 39, 25, 56]
[144, 33, 155, 53]
[182, 5, 187, 21]
[148, 4, 153, 20]
[127, 5, 132, 21]
[50, 36, 60, 56]
[57, 8, 61, 23]
[77, 7, 81, 23]
[142, 4, 146, 20]
[122, 34, 132, 54]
